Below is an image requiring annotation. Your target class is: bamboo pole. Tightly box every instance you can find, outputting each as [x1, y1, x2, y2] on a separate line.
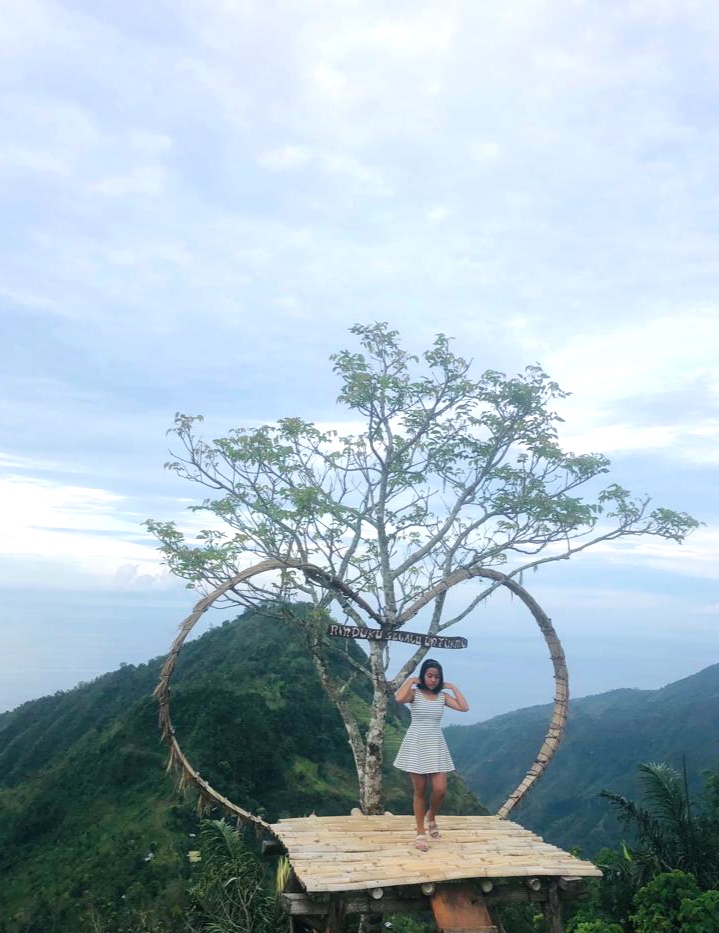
[154, 559, 568, 824]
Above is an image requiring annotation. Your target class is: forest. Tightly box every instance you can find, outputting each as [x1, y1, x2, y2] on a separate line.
[1, 607, 718, 933]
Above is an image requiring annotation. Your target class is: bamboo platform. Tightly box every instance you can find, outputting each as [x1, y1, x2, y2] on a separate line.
[270, 813, 601, 893]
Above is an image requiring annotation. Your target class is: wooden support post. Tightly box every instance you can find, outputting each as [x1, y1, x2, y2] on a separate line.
[325, 897, 346, 933]
[542, 883, 564, 933]
[290, 918, 323, 933]
[430, 885, 498, 933]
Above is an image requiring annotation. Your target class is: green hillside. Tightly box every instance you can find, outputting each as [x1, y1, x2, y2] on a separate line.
[446, 662, 719, 854]
[0, 607, 483, 933]
[4, 612, 718, 933]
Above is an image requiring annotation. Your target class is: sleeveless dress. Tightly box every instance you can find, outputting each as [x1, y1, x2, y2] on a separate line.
[393, 690, 455, 774]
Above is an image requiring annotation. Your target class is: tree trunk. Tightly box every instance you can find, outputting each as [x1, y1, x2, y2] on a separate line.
[311, 649, 368, 796]
[362, 644, 389, 814]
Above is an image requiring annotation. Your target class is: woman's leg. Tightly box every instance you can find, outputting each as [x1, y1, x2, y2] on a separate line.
[427, 772, 447, 823]
[410, 773, 429, 835]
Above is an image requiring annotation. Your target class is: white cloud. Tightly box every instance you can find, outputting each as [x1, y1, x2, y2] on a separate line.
[2, 0, 719, 709]
[695, 602, 719, 615]
[367, 16, 455, 57]
[542, 309, 719, 462]
[258, 145, 312, 171]
[547, 309, 719, 403]
[0, 452, 85, 474]
[523, 582, 718, 637]
[586, 528, 719, 581]
[89, 165, 167, 197]
[0, 94, 104, 175]
[309, 60, 348, 98]
[0, 0, 83, 59]
[427, 205, 449, 223]
[0, 146, 70, 175]
[532, 584, 669, 613]
[309, 10, 455, 61]
[0, 471, 174, 588]
[127, 131, 174, 157]
[558, 420, 719, 464]
[469, 141, 502, 163]
[320, 151, 391, 194]
[0, 286, 59, 312]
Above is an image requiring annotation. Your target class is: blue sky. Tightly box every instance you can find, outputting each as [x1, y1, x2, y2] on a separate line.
[1, 0, 717, 721]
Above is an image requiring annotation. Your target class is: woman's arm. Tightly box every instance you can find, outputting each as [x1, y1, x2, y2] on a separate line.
[395, 676, 420, 704]
[442, 682, 470, 712]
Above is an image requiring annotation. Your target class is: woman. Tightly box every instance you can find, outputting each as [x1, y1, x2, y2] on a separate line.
[393, 658, 470, 851]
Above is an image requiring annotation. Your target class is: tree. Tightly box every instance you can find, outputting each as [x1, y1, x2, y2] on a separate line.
[147, 323, 698, 814]
[677, 889, 719, 933]
[601, 763, 719, 889]
[630, 871, 701, 933]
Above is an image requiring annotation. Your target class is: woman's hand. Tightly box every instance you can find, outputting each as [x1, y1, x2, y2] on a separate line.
[443, 682, 470, 713]
[394, 675, 420, 704]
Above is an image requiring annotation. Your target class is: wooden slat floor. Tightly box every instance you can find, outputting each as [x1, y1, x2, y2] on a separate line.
[270, 814, 601, 893]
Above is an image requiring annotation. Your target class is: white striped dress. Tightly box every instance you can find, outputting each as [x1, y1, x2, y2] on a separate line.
[393, 689, 455, 774]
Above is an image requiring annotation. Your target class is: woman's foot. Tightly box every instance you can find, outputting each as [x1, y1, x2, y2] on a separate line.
[414, 833, 429, 851]
[425, 815, 441, 839]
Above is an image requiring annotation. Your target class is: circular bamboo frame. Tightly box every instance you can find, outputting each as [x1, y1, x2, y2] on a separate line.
[155, 559, 568, 824]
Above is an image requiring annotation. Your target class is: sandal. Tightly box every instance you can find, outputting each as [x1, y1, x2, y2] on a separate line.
[414, 833, 429, 851]
[425, 816, 441, 839]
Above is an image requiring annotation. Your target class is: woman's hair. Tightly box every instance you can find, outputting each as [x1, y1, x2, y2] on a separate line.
[418, 658, 444, 693]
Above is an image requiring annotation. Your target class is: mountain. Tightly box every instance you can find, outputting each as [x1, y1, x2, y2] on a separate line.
[8, 605, 716, 933]
[0, 607, 483, 933]
[446, 662, 719, 855]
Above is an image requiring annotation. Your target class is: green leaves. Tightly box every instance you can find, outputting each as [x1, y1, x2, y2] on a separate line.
[570, 921, 623, 933]
[677, 888, 719, 932]
[631, 871, 701, 933]
[146, 323, 701, 813]
[188, 820, 283, 933]
[147, 323, 699, 621]
[601, 762, 719, 890]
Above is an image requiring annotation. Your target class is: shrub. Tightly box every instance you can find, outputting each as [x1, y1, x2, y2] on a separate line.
[630, 871, 701, 933]
[678, 889, 719, 933]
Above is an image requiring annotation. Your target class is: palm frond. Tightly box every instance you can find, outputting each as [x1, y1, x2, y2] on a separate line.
[638, 762, 688, 831]
[600, 790, 667, 847]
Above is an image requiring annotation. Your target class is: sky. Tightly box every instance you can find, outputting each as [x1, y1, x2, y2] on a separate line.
[1, 0, 717, 723]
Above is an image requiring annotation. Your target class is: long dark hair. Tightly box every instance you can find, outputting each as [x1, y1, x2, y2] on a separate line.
[418, 658, 444, 693]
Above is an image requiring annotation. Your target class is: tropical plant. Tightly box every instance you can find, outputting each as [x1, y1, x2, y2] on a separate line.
[148, 323, 698, 812]
[702, 766, 719, 824]
[589, 846, 637, 929]
[187, 819, 283, 933]
[601, 762, 719, 888]
[571, 922, 623, 933]
[677, 889, 719, 932]
[630, 870, 701, 933]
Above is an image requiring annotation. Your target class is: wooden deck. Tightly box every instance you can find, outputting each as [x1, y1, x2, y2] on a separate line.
[270, 814, 601, 893]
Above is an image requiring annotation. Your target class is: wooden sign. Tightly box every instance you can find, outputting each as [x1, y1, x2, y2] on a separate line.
[326, 622, 467, 649]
